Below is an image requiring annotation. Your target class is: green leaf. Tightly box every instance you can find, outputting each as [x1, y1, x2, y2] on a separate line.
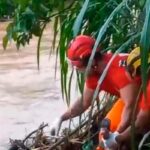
[2, 35, 9, 49]
[68, 70, 74, 103]
[37, 23, 47, 69]
[140, 0, 150, 92]
[52, 16, 59, 52]
[73, 0, 89, 37]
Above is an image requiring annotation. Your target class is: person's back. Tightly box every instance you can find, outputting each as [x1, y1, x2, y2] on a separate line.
[86, 53, 140, 97]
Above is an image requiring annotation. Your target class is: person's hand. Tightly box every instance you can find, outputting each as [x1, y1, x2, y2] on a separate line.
[102, 131, 119, 150]
[49, 117, 63, 136]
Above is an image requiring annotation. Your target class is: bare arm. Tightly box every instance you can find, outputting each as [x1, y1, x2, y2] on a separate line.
[117, 109, 150, 143]
[61, 85, 95, 121]
[117, 83, 140, 133]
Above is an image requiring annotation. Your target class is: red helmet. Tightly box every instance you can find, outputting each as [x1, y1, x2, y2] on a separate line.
[67, 35, 99, 68]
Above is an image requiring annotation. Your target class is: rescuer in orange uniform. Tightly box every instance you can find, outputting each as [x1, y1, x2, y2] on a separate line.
[49, 35, 140, 149]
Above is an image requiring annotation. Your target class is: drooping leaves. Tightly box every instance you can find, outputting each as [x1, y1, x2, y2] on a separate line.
[140, 0, 150, 92]
[73, 0, 89, 37]
[2, 0, 150, 105]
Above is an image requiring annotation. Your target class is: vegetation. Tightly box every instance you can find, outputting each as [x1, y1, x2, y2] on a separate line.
[2, 0, 150, 98]
[0, 0, 15, 20]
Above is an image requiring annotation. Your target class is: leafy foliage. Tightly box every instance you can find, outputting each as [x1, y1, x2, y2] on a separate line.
[0, 0, 15, 19]
[140, 0, 150, 92]
[3, 0, 150, 103]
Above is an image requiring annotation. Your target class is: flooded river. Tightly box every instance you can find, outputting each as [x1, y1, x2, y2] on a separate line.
[0, 22, 70, 149]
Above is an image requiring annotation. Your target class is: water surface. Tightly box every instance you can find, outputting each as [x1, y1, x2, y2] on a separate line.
[0, 22, 68, 149]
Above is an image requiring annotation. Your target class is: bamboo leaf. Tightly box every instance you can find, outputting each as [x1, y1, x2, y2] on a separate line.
[140, 0, 150, 92]
[63, 61, 69, 106]
[37, 23, 47, 69]
[68, 70, 74, 103]
[61, 69, 65, 100]
[2, 35, 9, 50]
[52, 16, 59, 52]
[73, 0, 89, 37]
[76, 72, 84, 94]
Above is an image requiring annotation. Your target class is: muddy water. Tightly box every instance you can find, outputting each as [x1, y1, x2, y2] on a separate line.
[0, 22, 70, 149]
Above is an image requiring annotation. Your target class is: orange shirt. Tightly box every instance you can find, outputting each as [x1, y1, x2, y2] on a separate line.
[86, 53, 140, 97]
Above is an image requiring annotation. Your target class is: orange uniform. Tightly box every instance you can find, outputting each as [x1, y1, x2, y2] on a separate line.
[86, 53, 140, 97]
[86, 53, 140, 129]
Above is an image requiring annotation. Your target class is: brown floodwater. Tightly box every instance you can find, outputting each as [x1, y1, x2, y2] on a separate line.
[0, 22, 69, 149]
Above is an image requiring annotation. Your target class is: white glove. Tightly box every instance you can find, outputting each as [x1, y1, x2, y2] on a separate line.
[102, 131, 119, 150]
[49, 117, 63, 136]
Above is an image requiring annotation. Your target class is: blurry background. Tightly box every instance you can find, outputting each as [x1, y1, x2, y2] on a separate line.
[0, 22, 69, 150]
